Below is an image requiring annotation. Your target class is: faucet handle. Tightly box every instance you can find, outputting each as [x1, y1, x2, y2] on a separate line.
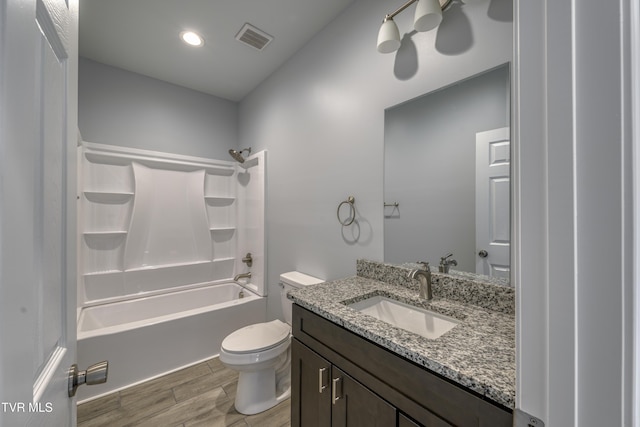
[438, 254, 457, 273]
[242, 252, 253, 267]
[440, 253, 453, 263]
[416, 261, 429, 270]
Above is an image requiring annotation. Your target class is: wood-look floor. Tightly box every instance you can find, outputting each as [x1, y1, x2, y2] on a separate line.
[77, 357, 291, 427]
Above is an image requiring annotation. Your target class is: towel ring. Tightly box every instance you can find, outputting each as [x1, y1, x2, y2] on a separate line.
[337, 196, 356, 226]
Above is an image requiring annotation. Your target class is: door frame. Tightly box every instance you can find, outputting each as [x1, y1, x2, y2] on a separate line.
[631, 0, 640, 423]
[514, 0, 636, 424]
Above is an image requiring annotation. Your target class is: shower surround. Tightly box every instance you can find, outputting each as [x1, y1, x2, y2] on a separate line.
[76, 142, 266, 401]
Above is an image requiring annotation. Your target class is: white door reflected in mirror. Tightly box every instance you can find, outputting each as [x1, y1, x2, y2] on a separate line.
[475, 127, 511, 279]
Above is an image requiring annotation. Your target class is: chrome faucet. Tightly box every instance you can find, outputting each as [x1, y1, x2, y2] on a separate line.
[408, 261, 432, 300]
[438, 253, 458, 274]
[234, 271, 252, 281]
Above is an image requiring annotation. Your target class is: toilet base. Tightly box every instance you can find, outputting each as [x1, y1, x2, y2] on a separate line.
[234, 368, 291, 415]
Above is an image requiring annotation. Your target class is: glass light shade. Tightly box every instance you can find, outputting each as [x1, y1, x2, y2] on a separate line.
[414, 0, 443, 32]
[377, 19, 401, 53]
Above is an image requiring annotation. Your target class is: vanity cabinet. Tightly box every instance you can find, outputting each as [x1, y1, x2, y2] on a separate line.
[292, 339, 395, 427]
[291, 339, 331, 427]
[291, 304, 512, 427]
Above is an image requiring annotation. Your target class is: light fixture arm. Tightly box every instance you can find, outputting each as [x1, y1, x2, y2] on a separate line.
[382, 0, 452, 22]
[384, 0, 419, 22]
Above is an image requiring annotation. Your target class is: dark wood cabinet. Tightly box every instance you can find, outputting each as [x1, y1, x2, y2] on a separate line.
[291, 304, 512, 427]
[399, 414, 422, 427]
[291, 339, 331, 427]
[332, 367, 396, 427]
[292, 339, 396, 427]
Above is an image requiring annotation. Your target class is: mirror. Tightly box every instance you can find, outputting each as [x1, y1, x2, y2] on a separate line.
[384, 64, 511, 284]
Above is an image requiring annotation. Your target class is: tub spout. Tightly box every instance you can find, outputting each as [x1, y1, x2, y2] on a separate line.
[234, 272, 252, 281]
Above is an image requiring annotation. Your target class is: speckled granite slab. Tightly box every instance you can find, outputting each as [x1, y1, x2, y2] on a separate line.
[357, 259, 515, 315]
[288, 274, 516, 409]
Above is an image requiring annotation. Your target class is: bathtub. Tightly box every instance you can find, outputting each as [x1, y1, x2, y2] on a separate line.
[76, 282, 266, 402]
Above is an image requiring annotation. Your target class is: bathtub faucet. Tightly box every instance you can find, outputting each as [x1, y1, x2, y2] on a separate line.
[234, 272, 252, 281]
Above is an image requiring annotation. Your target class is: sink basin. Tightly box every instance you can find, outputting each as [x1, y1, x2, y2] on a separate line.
[348, 296, 460, 339]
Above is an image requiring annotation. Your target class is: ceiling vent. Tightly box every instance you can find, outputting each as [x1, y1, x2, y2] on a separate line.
[235, 23, 273, 51]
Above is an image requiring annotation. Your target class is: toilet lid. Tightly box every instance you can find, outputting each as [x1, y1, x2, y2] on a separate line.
[221, 319, 290, 354]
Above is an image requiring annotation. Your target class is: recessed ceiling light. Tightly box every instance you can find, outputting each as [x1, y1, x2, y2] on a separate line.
[180, 31, 204, 47]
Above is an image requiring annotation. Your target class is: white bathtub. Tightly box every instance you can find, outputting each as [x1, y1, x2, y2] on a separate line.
[76, 282, 266, 402]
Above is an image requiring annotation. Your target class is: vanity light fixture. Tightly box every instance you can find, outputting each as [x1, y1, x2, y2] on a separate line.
[377, 0, 452, 53]
[180, 30, 204, 47]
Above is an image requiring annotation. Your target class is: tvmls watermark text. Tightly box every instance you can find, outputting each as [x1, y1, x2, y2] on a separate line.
[1, 402, 53, 413]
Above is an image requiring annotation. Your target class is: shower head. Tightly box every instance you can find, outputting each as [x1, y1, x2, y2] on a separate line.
[228, 147, 252, 163]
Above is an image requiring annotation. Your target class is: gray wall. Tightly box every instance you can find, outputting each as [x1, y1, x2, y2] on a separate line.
[239, 0, 513, 319]
[384, 65, 509, 269]
[78, 58, 238, 159]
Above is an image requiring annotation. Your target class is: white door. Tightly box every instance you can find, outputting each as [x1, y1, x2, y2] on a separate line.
[0, 0, 79, 425]
[475, 127, 510, 279]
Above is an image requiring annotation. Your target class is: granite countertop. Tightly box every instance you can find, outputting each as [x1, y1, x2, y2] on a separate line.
[288, 274, 516, 409]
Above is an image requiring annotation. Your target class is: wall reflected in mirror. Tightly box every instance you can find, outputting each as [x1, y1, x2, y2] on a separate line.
[384, 64, 511, 284]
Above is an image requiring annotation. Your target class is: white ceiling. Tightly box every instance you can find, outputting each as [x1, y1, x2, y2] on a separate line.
[79, 0, 355, 102]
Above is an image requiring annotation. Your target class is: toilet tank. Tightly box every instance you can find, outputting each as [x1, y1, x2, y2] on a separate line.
[279, 271, 324, 325]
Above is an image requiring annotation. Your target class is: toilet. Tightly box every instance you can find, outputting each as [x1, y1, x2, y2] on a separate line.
[219, 271, 324, 415]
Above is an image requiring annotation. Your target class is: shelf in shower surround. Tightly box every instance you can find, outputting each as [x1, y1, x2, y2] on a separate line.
[209, 227, 236, 232]
[86, 151, 235, 174]
[213, 257, 235, 262]
[83, 231, 128, 237]
[83, 191, 134, 203]
[204, 196, 235, 201]
[205, 196, 236, 207]
[84, 269, 123, 276]
[124, 260, 213, 272]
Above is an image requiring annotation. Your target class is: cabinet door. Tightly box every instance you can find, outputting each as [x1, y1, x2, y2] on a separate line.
[331, 367, 396, 427]
[399, 414, 421, 427]
[291, 339, 332, 427]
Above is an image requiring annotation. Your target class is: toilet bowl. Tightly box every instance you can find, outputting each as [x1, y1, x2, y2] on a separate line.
[219, 271, 324, 415]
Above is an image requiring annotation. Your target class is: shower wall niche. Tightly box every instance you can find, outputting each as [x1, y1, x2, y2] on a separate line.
[78, 142, 265, 307]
